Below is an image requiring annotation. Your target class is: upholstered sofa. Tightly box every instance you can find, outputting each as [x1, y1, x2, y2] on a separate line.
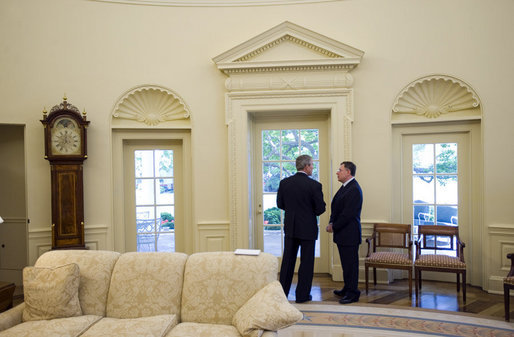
[0, 250, 302, 337]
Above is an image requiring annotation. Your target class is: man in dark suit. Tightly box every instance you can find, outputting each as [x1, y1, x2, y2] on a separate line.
[326, 161, 363, 304]
[277, 154, 326, 303]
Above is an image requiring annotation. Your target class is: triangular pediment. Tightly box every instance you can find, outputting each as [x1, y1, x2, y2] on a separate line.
[213, 21, 364, 73]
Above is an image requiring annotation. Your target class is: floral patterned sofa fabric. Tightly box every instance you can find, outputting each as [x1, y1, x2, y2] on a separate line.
[81, 314, 178, 337]
[0, 315, 102, 337]
[180, 251, 278, 325]
[106, 252, 187, 319]
[34, 250, 121, 316]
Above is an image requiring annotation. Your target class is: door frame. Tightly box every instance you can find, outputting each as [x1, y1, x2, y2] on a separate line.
[392, 121, 483, 286]
[112, 129, 193, 254]
[225, 90, 354, 280]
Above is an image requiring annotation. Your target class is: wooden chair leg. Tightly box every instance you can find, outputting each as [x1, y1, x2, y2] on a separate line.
[418, 270, 422, 289]
[373, 267, 377, 286]
[505, 283, 510, 321]
[365, 265, 369, 294]
[462, 271, 466, 303]
[415, 268, 419, 300]
[457, 273, 460, 292]
[408, 268, 412, 297]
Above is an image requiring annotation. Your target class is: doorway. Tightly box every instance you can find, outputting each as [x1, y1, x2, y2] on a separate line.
[252, 114, 329, 273]
[0, 125, 28, 285]
[123, 140, 184, 252]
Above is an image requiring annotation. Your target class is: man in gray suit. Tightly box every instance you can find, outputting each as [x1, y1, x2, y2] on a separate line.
[277, 154, 326, 303]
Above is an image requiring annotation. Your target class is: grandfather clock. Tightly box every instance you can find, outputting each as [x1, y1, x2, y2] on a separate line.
[41, 96, 89, 249]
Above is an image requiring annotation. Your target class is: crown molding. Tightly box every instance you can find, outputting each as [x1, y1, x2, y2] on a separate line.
[89, 0, 342, 7]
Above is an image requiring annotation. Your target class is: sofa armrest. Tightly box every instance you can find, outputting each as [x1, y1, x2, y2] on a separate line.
[0, 302, 25, 332]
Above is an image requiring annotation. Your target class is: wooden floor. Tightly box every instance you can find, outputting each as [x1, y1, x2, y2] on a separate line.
[288, 273, 508, 320]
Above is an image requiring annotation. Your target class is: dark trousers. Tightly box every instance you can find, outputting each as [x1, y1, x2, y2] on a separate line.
[279, 236, 315, 301]
[337, 244, 360, 299]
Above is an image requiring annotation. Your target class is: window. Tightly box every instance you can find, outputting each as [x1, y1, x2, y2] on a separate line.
[412, 143, 458, 256]
[134, 150, 175, 252]
[261, 128, 320, 256]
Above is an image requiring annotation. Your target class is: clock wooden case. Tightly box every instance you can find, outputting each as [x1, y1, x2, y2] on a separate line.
[41, 97, 90, 249]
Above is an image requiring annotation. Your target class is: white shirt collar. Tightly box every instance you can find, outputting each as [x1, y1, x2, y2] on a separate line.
[343, 177, 355, 187]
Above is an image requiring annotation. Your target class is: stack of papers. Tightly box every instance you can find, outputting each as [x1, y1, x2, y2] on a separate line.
[234, 249, 261, 256]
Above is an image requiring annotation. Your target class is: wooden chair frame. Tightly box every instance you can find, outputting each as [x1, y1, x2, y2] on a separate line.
[504, 253, 514, 321]
[414, 225, 466, 302]
[365, 223, 413, 296]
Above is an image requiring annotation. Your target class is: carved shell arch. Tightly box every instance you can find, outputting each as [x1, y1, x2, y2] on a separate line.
[392, 75, 481, 120]
[112, 85, 191, 126]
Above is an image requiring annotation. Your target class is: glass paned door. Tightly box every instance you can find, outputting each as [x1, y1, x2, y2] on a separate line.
[261, 129, 321, 256]
[134, 150, 175, 252]
[403, 132, 470, 270]
[254, 116, 329, 273]
[412, 143, 458, 256]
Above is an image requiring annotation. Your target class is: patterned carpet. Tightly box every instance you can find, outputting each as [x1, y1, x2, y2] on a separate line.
[279, 303, 514, 337]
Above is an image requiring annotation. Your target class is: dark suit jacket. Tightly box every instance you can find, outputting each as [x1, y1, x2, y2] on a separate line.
[329, 179, 363, 246]
[276, 172, 326, 240]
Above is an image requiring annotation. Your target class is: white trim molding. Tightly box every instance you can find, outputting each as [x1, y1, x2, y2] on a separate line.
[391, 74, 481, 124]
[214, 21, 363, 259]
[112, 84, 191, 128]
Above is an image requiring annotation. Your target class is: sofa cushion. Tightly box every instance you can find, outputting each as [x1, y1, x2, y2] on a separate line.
[0, 315, 102, 337]
[106, 252, 188, 319]
[81, 314, 177, 337]
[22, 264, 82, 322]
[167, 322, 241, 337]
[35, 250, 121, 316]
[233, 281, 303, 337]
[181, 252, 278, 325]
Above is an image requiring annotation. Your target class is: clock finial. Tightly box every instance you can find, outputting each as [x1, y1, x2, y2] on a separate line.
[42, 107, 47, 119]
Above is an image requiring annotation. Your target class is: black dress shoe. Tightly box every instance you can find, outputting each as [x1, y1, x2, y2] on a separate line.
[333, 289, 346, 297]
[339, 295, 359, 304]
[296, 295, 312, 303]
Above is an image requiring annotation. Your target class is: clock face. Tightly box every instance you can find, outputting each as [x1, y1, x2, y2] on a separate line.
[51, 117, 82, 155]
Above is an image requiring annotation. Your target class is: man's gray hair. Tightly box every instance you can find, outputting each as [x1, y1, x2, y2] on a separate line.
[296, 155, 313, 171]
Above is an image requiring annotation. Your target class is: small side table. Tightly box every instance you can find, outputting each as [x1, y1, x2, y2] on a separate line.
[0, 282, 15, 313]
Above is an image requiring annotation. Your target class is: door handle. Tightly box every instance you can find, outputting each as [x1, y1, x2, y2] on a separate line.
[257, 203, 263, 214]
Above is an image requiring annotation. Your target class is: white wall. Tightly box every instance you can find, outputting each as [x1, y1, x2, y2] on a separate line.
[0, 0, 513, 291]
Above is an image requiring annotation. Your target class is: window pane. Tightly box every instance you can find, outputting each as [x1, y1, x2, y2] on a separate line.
[135, 150, 154, 177]
[413, 144, 434, 174]
[300, 129, 319, 159]
[436, 175, 458, 204]
[137, 234, 155, 252]
[436, 143, 457, 174]
[281, 130, 299, 160]
[156, 178, 174, 204]
[263, 205, 281, 225]
[311, 162, 319, 181]
[436, 205, 458, 226]
[262, 130, 280, 161]
[157, 233, 174, 252]
[413, 175, 434, 204]
[135, 179, 154, 205]
[157, 205, 174, 232]
[413, 204, 434, 227]
[263, 162, 280, 193]
[263, 226, 282, 256]
[155, 150, 173, 177]
[281, 161, 296, 179]
[136, 206, 155, 233]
